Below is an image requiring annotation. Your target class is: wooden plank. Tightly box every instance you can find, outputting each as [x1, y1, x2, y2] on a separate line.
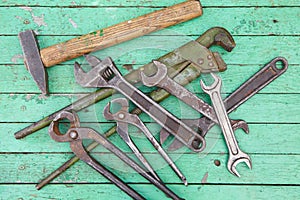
[0, 93, 298, 122]
[0, 62, 297, 93]
[2, 123, 300, 154]
[1, 154, 299, 185]
[1, 0, 299, 7]
[1, 35, 299, 66]
[0, 184, 298, 200]
[0, 7, 298, 35]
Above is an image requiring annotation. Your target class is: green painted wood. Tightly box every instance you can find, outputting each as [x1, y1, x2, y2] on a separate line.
[1, 154, 299, 184]
[0, 7, 298, 35]
[0, 93, 298, 122]
[1, 35, 299, 66]
[0, 184, 299, 200]
[0, 0, 299, 199]
[2, 123, 300, 154]
[0, 63, 297, 93]
[0, 0, 299, 7]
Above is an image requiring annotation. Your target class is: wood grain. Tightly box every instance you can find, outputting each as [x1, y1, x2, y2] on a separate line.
[39, 1, 202, 67]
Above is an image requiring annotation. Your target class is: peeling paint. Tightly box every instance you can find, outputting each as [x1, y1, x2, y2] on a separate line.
[68, 18, 78, 28]
[11, 54, 24, 63]
[20, 6, 47, 27]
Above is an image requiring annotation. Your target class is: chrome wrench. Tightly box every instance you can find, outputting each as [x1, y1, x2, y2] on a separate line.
[162, 57, 288, 150]
[74, 56, 205, 152]
[103, 98, 188, 185]
[201, 73, 252, 177]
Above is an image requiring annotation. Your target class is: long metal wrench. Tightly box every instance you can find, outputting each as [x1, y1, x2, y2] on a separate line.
[74, 56, 206, 152]
[201, 73, 252, 177]
[34, 27, 236, 189]
[104, 98, 187, 185]
[49, 111, 183, 200]
[103, 98, 161, 181]
[162, 57, 289, 150]
[141, 60, 248, 131]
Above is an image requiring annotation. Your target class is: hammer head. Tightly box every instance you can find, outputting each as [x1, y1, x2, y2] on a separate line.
[18, 30, 48, 94]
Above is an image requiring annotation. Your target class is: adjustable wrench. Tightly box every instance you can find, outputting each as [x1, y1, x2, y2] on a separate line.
[201, 73, 252, 177]
[162, 57, 288, 150]
[103, 98, 160, 181]
[104, 98, 187, 185]
[74, 56, 206, 152]
[140, 60, 248, 134]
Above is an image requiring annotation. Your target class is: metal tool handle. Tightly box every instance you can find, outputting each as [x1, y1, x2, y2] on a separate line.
[115, 76, 205, 152]
[225, 57, 288, 113]
[197, 57, 288, 137]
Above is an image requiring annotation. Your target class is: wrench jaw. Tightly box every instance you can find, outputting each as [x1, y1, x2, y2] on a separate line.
[140, 61, 168, 87]
[231, 119, 250, 134]
[227, 153, 252, 177]
[74, 57, 122, 88]
[200, 73, 221, 94]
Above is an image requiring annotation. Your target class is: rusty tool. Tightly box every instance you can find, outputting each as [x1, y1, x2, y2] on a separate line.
[201, 73, 251, 177]
[18, 0, 203, 94]
[104, 98, 187, 185]
[141, 60, 249, 149]
[162, 56, 289, 151]
[49, 111, 182, 200]
[15, 27, 235, 189]
[15, 27, 231, 140]
[74, 56, 206, 152]
[103, 98, 161, 181]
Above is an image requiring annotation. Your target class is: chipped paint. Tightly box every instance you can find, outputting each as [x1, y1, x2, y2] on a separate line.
[20, 6, 47, 27]
[11, 54, 24, 63]
[69, 18, 78, 28]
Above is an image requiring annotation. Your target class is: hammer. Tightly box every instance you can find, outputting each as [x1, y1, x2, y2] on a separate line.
[18, 0, 203, 94]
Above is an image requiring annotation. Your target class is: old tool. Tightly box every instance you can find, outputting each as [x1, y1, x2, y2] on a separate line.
[49, 111, 183, 200]
[140, 60, 249, 141]
[201, 73, 252, 177]
[103, 98, 160, 181]
[18, 0, 203, 94]
[14, 27, 236, 189]
[104, 98, 187, 185]
[15, 27, 233, 140]
[74, 56, 206, 152]
[161, 57, 289, 150]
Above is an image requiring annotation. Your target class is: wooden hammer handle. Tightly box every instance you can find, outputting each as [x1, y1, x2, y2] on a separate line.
[40, 0, 203, 67]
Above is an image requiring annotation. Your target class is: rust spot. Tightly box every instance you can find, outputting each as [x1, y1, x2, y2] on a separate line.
[122, 64, 133, 71]
[201, 172, 208, 183]
[214, 159, 221, 166]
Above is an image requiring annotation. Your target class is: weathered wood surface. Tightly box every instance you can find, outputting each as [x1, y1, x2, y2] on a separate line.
[0, 0, 299, 199]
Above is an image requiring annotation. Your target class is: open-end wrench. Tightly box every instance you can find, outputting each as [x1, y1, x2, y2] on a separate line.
[74, 56, 206, 152]
[103, 98, 160, 181]
[49, 111, 183, 200]
[201, 73, 252, 177]
[104, 98, 188, 186]
[163, 57, 288, 150]
[140, 60, 248, 134]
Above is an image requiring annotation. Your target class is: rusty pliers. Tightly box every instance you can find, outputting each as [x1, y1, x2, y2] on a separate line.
[48, 111, 183, 200]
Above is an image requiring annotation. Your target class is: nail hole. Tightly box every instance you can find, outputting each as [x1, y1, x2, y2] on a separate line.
[275, 60, 285, 70]
[214, 159, 221, 166]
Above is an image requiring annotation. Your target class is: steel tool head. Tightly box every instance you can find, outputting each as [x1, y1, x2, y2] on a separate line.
[74, 56, 121, 88]
[18, 30, 48, 94]
[200, 73, 221, 94]
[228, 153, 252, 177]
[103, 98, 129, 121]
[140, 61, 168, 87]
